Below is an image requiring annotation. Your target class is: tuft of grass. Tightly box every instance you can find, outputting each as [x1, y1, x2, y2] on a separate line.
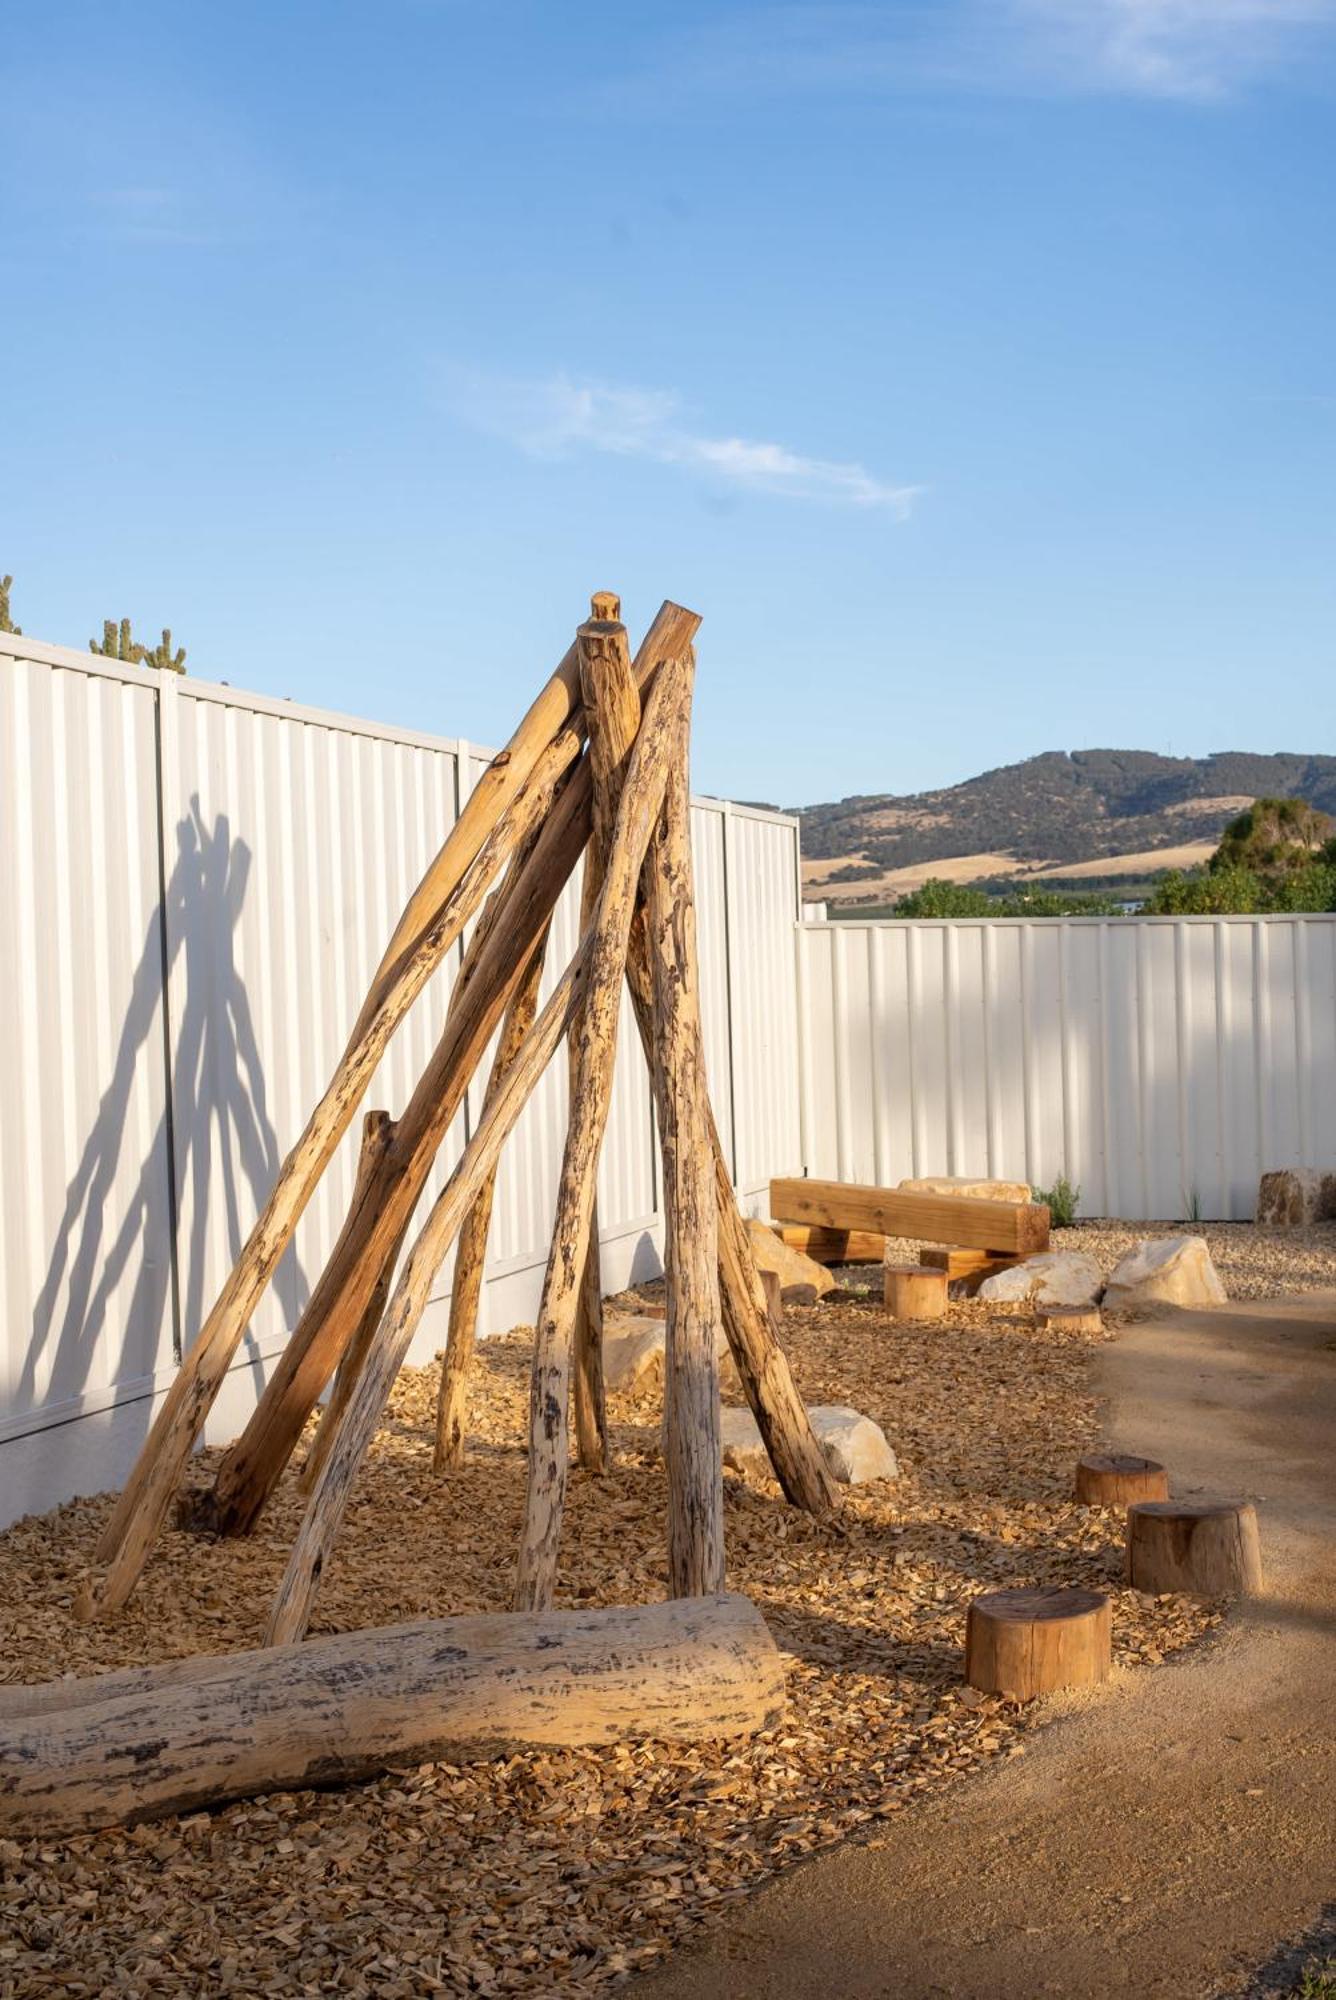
[1032, 1172, 1080, 1228]
[1297, 1958, 1336, 1999]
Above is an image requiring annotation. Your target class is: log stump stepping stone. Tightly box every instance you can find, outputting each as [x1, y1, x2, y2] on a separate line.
[1126, 1500, 1264, 1597]
[965, 1585, 1112, 1699]
[1038, 1304, 1104, 1336]
[1076, 1452, 1169, 1507]
[883, 1261, 948, 1322]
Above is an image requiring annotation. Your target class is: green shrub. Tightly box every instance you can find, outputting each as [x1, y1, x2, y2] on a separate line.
[1033, 1172, 1080, 1227]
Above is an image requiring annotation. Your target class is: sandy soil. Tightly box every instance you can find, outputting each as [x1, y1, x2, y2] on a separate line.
[632, 1288, 1336, 2000]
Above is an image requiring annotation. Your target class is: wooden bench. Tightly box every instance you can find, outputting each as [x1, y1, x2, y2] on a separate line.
[770, 1178, 1050, 1257]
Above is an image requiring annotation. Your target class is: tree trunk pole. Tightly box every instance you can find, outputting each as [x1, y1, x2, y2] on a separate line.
[570, 592, 643, 1473]
[296, 1109, 400, 1493]
[645, 718, 725, 1597]
[618, 919, 838, 1517]
[265, 649, 695, 1647]
[432, 927, 550, 1471]
[513, 653, 695, 1614]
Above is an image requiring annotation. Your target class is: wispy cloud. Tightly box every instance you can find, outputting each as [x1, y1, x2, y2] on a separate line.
[646, 0, 1336, 104]
[445, 368, 919, 513]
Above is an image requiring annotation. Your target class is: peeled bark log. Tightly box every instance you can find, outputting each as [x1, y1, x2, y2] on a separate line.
[1075, 1453, 1168, 1508]
[570, 598, 642, 1473]
[965, 1586, 1111, 1698]
[1126, 1500, 1264, 1597]
[646, 715, 724, 1599]
[433, 929, 551, 1472]
[268, 650, 695, 1646]
[513, 654, 693, 1613]
[883, 1262, 948, 1321]
[0, 1594, 785, 1837]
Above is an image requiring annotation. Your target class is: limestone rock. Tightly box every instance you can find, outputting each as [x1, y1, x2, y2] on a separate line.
[603, 1314, 738, 1395]
[977, 1250, 1103, 1308]
[808, 1405, 899, 1484]
[720, 1404, 897, 1486]
[898, 1175, 1033, 1206]
[747, 1219, 835, 1299]
[1102, 1236, 1227, 1311]
[1256, 1168, 1336, 1227]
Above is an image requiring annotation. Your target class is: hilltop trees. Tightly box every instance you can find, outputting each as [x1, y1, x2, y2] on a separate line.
[1150, 797, 1336, 914]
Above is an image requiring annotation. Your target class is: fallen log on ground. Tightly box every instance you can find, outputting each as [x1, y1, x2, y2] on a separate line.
[0, 1594, 784, 1837]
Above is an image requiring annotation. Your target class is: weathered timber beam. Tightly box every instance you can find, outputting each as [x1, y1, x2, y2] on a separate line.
[770, 1178, 1051, 1256]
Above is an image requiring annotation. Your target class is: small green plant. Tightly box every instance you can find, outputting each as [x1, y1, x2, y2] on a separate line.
[1183, 1186, 1203, 1225]
[1296, 1955, 1336, 1998]
[90, 617, 147, 663]
[0, 574, 19, 635]
[1033, 1172, 1080, 1228]
[141, 627, 187, 673]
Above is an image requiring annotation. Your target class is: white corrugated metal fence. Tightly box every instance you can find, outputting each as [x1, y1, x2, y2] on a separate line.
[0, 633, 804, 1523]
[797, 915, 1336, 1224]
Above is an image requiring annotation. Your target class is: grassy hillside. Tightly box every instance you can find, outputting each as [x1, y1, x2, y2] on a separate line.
[794, 750, 1336, 904]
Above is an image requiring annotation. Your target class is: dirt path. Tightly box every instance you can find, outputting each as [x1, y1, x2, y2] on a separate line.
[634, 1290, 1336, 1999]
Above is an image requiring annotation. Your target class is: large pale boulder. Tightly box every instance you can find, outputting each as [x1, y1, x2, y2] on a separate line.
[747, 1219, 835, 1299]
[977, 1251, 1103, 1308]
[603, 1314, 738, 1395]
[1256, 1168, 1336, 1227]
[720, 1404, 898, 1486]
[1102, 1236, 1227, 1311]
[898, 1175, 1033, 1206]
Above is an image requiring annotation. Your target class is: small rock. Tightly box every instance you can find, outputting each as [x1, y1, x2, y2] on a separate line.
[898, 1175, 1033, 1206]
[977, 1251, 1103, 1308]
[746, 1220, 835, 1299]
[603, 1314, 737, 1394]
[1102, 1235, 1227, 1310]
[720, 1404, 897, 1485]
[1255, 1167, 1336, 1227]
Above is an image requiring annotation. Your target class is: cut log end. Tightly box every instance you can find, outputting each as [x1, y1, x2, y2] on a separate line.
[1076, 1452, 1169, 1508]
[1126, 1500, 1264, 1598]
[965, 1585, 1111, 1699]
[1037, 1304, 1104, 1336]
[883, 1262, 949, 1322]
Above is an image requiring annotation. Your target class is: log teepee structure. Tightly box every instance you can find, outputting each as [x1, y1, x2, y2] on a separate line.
[76, 594, 839, 1643]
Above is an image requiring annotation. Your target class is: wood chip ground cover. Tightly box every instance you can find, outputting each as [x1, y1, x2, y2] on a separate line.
[0, 1289, 1227, 1996]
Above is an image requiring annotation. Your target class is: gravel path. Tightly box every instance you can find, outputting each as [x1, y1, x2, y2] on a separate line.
[0, 1288, 1223, 1996]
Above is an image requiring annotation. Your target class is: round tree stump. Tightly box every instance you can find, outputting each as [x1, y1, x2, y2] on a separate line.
[1126, 1500, 1264, 1597]
[883, 1262, 948, 1322]
[1076, 1452, 1169, 1508]
[965, 1586, 1111, 1699]
[1037, 1304, 1103, 1336]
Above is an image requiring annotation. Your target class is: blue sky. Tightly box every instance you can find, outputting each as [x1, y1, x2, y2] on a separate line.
[3, 0, 1335, 806]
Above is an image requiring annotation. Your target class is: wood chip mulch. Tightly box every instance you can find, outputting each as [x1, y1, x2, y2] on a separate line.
[0, 1295, 1223, 1997]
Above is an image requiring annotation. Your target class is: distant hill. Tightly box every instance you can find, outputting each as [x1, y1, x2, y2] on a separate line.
[793, 750, 1336, 906]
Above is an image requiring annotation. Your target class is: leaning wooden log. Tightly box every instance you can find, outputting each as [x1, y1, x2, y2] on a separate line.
[569, 593, 643, 1474]
[198, 602, 701, 1544]
[965, 1586, 1111, 1698]
[0, 1594, 785, 1838]
[1126, 1500, 1264, 1597]
[266, 649, 694, 1646]
[80, 607, 694, 1620]
[618, 914, 838, 1518]
[646, 713, 724, 1599]
[1075, 1452, 1169, 1508]
[192, 765, 592, 1542]
[296, 1109, 402, 1494]
[433, 928, 551, 1472]
[513, 652, 695, 1614]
